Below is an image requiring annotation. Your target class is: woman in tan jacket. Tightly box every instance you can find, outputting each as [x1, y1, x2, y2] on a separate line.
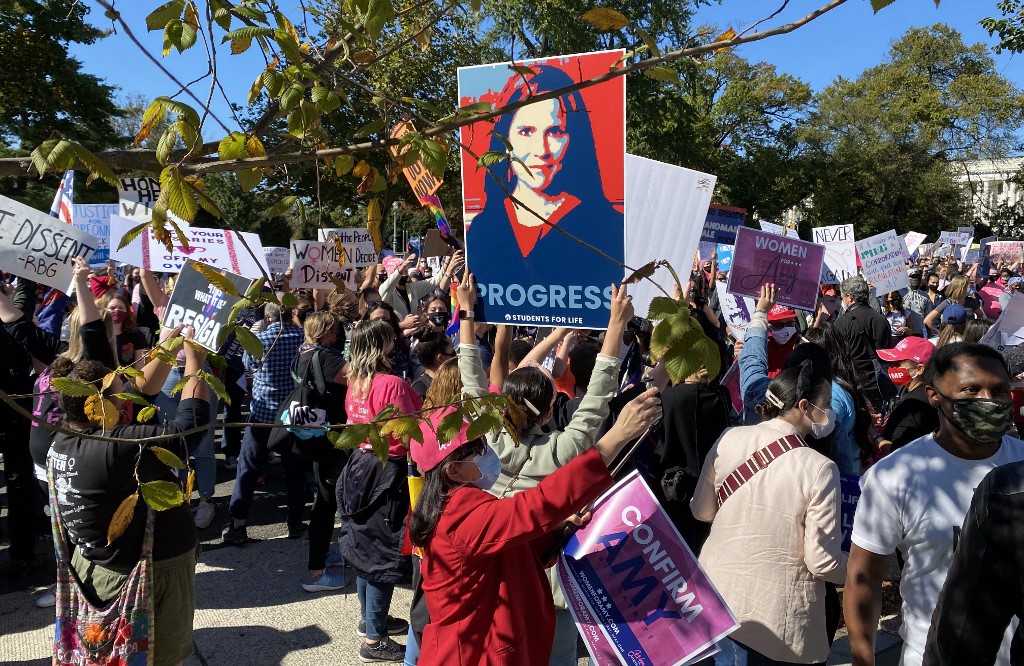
[692, 360, 847, 665]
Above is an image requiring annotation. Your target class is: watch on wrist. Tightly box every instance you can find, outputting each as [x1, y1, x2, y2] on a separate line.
[458, 309, 475, 320]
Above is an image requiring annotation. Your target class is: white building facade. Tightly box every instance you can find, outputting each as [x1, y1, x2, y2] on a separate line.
[952, 157, 1024, 232]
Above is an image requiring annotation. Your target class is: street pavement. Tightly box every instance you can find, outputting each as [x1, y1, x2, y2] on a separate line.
[1, 454, 900, 665]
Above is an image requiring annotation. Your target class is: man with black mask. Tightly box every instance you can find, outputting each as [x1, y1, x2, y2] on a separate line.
[902, 268, 934, 320]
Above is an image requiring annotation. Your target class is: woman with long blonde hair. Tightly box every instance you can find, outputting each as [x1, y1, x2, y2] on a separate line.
[924, 274, 983, 336]
[422, 357, 462, 410]
[337, 319, 423, 662]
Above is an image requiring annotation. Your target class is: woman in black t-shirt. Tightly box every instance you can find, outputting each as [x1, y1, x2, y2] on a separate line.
[99, 292, 149, 367]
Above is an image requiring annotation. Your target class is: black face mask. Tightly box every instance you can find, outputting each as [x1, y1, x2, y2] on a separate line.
[427, 313, 449, 328]
[928, 284, 938, 292]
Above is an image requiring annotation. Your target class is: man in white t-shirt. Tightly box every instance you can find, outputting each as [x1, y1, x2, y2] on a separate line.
[844, 342, 1024, 666]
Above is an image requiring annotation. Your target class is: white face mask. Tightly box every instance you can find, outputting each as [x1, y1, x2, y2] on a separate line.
[770, 326, 797, 345]
[809, 404, 836, 438]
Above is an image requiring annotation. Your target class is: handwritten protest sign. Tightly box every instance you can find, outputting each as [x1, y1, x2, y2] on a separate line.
[625, 155, 716, 318]
[727, 227, 824, 311]
[856, 230, 908, 296]
[840, 474, 860, 553]
[697, 241, 716, 262]
[263, 247, 290, 276]
[162, 260, 253, 351]
[988, 241, 1024, 265]
[559, 471, 738, 666]
[812, 224, 857, 285]
[701, 205, 745, 245]
[291, 229, 377, 288]
[0, 194, 101, 291]
[758, 220, 784, 236]
[390, 120, 443, 200]
[109, 214, 269, 278]
[72, 204, 117, 263]
[715, 281, 754, 339]
[902, 232, 927, 260]
[939, 230, 970, 248]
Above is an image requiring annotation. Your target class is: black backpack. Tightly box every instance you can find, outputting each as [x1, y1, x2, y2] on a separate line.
[269, 350, 336, 464]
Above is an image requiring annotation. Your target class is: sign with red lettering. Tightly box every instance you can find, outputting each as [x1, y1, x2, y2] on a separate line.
[559, 471, 738, 666]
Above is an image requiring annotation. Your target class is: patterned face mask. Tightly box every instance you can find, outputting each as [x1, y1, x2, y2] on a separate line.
[935, 391, 1013, 444]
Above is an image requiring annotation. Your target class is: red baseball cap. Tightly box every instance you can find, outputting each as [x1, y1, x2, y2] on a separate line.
[411, 407, 471, 472]
[767, 304, 798, 322]
[877, 336, 934, 366]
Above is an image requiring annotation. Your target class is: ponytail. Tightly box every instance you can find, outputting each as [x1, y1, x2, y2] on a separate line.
[756, 360, 829, 420]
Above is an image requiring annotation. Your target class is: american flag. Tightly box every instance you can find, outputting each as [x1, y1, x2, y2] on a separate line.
[49, 170, 75, 224]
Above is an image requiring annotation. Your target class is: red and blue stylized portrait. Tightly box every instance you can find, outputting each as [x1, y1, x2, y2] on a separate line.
[458, 50, 625, 329]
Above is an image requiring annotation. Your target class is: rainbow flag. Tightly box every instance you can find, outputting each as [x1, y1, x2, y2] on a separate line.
[447, 278, 459, 336]
[419, 193, 451, 237]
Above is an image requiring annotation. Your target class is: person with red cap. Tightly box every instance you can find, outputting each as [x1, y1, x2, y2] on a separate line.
[765, 303, 801, 377]
[875, 336, 938, 453]
[408, 390, 661, 666]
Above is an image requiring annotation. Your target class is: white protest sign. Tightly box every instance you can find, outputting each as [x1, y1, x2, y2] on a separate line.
[758, 220, 785, 236]
[0, 195, 101, 291]
[624, 154, 716, 317]
[116, 176, 189, 225]
[109, 214, 269, 278]
[981, 293, 1024, 352]
[316, 227, 377, 282]
[715, 281, 756, 339]
[939, 230, 970, 247]
[263, 247, 290, 276]
[72, 203, 118, 263]
[856, 230, 908, 296]
[291, 230, 377, 288]
[960, 237, 975, 263]
[901, 232, 927, 260]
[812, 224, 857, 285]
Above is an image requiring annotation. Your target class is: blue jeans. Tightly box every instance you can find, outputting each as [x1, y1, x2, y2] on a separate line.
[712, 637, 822, 666]
[403, 625, 419, 665]
[356, 576, 396, 641]
[550, 608, 581, 665]
[228, 424, 307, 525]
[155, 365, 218, 499]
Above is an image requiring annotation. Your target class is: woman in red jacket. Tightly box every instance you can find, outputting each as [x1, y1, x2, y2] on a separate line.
[408, 388, 661, 665]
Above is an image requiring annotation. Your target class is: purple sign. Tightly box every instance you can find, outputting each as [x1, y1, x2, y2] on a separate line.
[726, 226, 825, 311]
[559, 472, 738, 666]
[840, 473, 860, 553]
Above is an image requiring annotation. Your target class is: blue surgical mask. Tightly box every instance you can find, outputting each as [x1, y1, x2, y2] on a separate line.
[471, 447, 502, 490]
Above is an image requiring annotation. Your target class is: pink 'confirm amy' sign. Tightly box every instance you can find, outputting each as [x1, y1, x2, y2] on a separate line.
[559, 471, 738, 666]
[726, 226, 825, 311]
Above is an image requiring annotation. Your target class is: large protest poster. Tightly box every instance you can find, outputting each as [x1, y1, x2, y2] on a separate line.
[856, 230, 909, 296]
[624, 155, 716, 318]
[291, 231, 377, 288]
[727, 227, 824, 311]
[988, 241, 1024, 265]
[0, 194, 101, 291]
[72, 204, 117, 263]
[263, 247, 290, 276]
[109, 214, 269, 278]
[459, 50, 626, 328]
[812, 224, 857, 285]
[702, 205, 745, 245]
[559, 471, 738, 665]
[161, 260, 253, 351]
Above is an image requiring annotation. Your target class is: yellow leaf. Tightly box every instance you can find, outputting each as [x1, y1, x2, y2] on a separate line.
[85, 394, 120, 430]
[150, 445, 187, 469]
[352, 50, 375, 64]
[367, 198, 383, 253]
[185, 469, 195, 501]
[714, 27, 736, 52]
[160, 165, 199, 221]
[183, 1, 200, 27]
[100, 372, 118, 393]
[581, 8, 629, 31]
[352, 159, 372, 178]
[106, 492, 138, 546]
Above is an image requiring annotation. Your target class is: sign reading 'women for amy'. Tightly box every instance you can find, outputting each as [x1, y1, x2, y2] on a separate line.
[458, 50, 625, 329]
[0, 194, 100, 291]
[856, 230, 909, 296]
[727, 227, 825, 311]
[559, 471, 738, 666]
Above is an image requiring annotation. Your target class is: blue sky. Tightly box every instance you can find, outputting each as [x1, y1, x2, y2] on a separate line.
[70, 0, 1021, 136]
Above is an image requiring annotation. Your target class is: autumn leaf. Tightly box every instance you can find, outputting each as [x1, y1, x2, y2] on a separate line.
[623, 260, 658, 285]
[581, 8, 629, 31]
[150, 446, 187, 469]
[51, 376, 99, 397]
[185, 469, 196, 501]
[190, 261, 241, 297]
[85, 395, 119, 430]
[137, 405, 157, 423]
[714, 27, 737, 52]
[106, 492, 139, 546]
[380, 417, 424, 445]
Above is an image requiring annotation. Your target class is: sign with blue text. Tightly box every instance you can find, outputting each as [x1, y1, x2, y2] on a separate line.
[72, 204, 117, 263]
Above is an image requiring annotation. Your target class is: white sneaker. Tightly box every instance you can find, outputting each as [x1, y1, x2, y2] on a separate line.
[194, 501, 216, 529]
[35, 589, 56, 608]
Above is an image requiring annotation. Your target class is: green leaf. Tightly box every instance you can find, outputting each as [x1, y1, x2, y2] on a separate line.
[117, 221, 150, 250]
[418, 139, 448, 179]
[137, 405, 158, 423]
[222, 25, 275, 42]
[330, 423, 372, 450]
[146, 0, 185, 31]
[261, 69, 284, 97]
[354, 119, 385, 138]
[150, 445, 187, 469]
[178, 21, 198, 51]
[244, 278, 266, 301]
[190, 261, 241, 297]
[281, 292, 299, 307]
[476, 151, 507, 168]
[237, 168, 262, 191]
[460, 101, 494, 115]
[646, 296, 681, 320]
[113, 392, 152, 407]
[263, 195, 298, 219]
[51, 376, 99, 397]
[335, 154, 355, 176]
[437, 409, 466, 444]
[218, 132, 248, 161]
[139, 480, 185, 510]
[507, 64, 536, 78]
[230, 5, 267, 22]
[650, 307, 694, 360]
[160, 166, 198, 221]
[379, 416, 424, 445]
[287, 101, 319, 139]
[644, 65, 681, 83]
[155, 127, 178, 165]
[870, 0, 899, 11]
[280, 83, 304, 114]
[581, 8, 629, 31]
[368, 428, 390, 462]
[235, 325, 264, 359]
[204, 372, 230, 403]
[635, 27, 662, 57]
[466, 411, 502, 441]
[362, 0, 396, 41]
[211, 0, 232, 30]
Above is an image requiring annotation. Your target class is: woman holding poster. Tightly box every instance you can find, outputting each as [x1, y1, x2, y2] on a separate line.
[459, 52, 624, 327]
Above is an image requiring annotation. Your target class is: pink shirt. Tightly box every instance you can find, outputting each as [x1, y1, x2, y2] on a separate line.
[979, 283, 1004, 320]
[346, 374, 422, 457]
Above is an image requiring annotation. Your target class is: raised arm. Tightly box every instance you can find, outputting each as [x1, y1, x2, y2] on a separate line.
[457, 272, 491, 397]
[72, 257, 101, 325]
[489, 324, 513, 390]
[521, 328, 571, 370]
[139, 269, 165, 312]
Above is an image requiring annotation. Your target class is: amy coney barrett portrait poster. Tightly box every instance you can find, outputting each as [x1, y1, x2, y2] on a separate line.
[458, 50, 625, 329]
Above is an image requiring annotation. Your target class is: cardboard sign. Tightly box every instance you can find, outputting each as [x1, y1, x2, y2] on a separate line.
[161, 260, 253, 351]
[291, 231, 377, 289]
[624, 154, 716, 318]
[840, 474, 860, 554]
[978, 236, 997, 276]
[856, 230, 909, 296]
[812, 224, 857, 285]
[109, 214, 269, 278]
[72, 204, 118, 263]
[727, 227, 824, 311]
[423, 228, 452, 259]
[390, 120, 443, 200]
[701, 205, 745, 245]
[0, 194, 101, 291]
[460, 50, 627, 329]
[263, 247, 290, 276]
[559, 471, 738, 666]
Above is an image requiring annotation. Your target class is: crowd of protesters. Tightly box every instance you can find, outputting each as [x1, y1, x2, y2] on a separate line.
[3, 243, 1024, 666]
